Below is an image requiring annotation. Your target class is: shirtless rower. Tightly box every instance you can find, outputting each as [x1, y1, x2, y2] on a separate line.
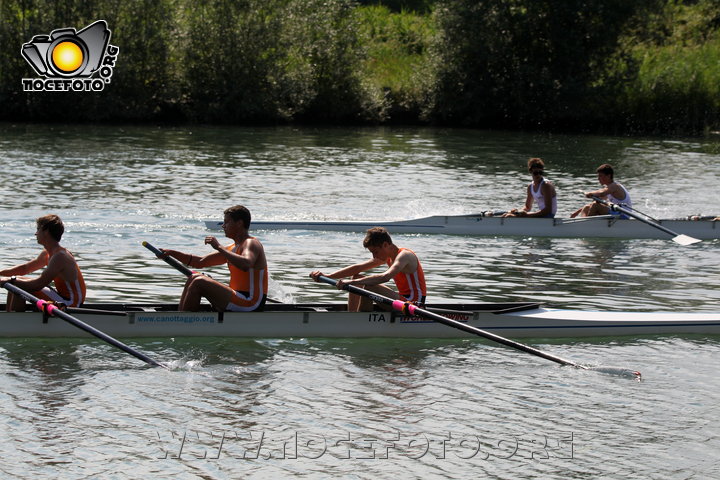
[0, 214, 86, 311]
[159, 205, 268, 312]
[310, 227, 426, 312]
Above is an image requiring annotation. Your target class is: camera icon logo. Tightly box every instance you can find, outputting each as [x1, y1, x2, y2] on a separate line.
[21, 20, 119, 92]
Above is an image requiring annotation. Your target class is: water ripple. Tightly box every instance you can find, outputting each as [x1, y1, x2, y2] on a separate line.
[1, 125, 719, 478]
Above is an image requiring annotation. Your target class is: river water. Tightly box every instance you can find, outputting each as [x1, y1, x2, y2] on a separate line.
[0, 123, 718, 478]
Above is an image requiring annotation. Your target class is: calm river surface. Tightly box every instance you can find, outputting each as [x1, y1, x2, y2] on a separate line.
[0, 123, 719, 478]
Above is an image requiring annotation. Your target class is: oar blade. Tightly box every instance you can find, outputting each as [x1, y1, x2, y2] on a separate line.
[586, 366, 642, 381]
[673, 234, 702, 246]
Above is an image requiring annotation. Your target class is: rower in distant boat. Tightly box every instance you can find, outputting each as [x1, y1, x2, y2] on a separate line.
[310, 227, 426, 312]
[503, 157, 558, 218]
[0, 214, 86, 312]
[571, 163, 632, 218]
[157, 205, 268, 312]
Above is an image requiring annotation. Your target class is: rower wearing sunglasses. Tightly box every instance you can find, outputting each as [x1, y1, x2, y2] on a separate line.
[503, 157, 558, 218]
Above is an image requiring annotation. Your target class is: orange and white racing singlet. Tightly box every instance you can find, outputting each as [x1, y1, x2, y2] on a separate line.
[35, 250, 86, 307]
[387, 247, 426, 304]
[226, 242, 268, 312]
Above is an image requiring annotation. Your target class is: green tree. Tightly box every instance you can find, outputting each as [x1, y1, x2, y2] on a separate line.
[425, 0, 657, 129]
[182, 0, 291, 122]
[181, 0, 383, 123]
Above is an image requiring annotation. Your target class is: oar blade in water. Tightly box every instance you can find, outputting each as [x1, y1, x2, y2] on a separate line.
[586, 366, 642, 381]
[673, 234, 702, 246]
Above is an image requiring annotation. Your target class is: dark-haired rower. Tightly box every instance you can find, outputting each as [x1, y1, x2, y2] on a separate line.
[159, 205, 268, 312]
[310, 227, 426, 312]
[0, 214, 86, 311]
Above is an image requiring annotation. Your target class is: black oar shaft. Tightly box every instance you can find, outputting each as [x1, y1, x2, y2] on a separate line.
[2, 282, 164, 368]
[590, 195, 699, 243]
[143, 241, 194, 277]
[317, 276, 581, 368]
[591, 196, 675, 235]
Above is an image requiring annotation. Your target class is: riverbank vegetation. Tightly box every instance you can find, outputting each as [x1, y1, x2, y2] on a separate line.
[1, 0, 718, 134]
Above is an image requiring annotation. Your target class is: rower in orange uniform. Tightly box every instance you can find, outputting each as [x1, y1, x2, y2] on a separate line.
[159, 205, 268, 312]
[0, 214, 86, 311]
[310, 227, 426, 312]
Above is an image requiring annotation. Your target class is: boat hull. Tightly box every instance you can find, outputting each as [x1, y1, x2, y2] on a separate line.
[2, 303, 718, 339]
[204, 215, 719, 240]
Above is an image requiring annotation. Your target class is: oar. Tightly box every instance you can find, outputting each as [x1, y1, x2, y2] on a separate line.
[590, 195, 701, 245]
[143, 241, 282, 303]
[316, 275, 641, 379]
[143, 241, 196, 277]
[1, 281, 165, 368]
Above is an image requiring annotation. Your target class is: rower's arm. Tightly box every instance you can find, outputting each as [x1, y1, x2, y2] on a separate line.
[350, 251, 414, 286]
[0, 251, 48, 277]
[327, 258, 385, 279]
[586, 186, 610, 198]
[12, 251, 65, 292]
[163, 248, 225, 268]
[522, 186, 533, 212]
[192, 250, 228, 268]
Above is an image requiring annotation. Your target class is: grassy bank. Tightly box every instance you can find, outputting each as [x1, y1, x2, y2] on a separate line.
[617, 0, 720, 134]
[357, 5, 435, 122]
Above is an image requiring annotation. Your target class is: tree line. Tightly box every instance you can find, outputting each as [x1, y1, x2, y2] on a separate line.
[1, 0, 718, 134]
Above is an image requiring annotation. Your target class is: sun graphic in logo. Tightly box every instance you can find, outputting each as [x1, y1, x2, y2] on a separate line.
[51, 41, 84, 73]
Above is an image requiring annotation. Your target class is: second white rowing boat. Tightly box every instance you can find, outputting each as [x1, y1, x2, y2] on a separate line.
[204, 214, 719, 240]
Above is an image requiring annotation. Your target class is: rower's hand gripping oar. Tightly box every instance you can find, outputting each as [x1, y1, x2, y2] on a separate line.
[316, 275, 641, 380]
[143, 241, 196, 277]
[1, 281, 165, 368]
[589, 195, 701, 246]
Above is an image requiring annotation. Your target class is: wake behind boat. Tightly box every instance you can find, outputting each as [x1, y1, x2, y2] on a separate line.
[204, 214, 719, 240]
[2, 302, 718, 339]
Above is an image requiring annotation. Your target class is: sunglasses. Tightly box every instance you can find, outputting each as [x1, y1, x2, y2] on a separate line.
[530, 169, 544, 175]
